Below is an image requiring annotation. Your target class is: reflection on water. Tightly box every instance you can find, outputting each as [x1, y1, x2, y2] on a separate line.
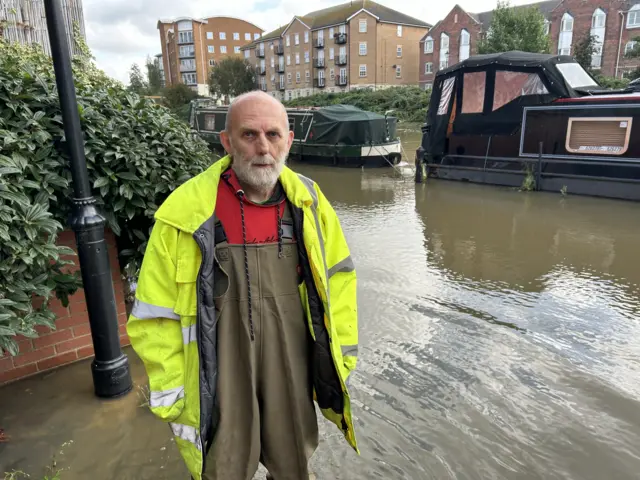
[293, 158, 640, 480]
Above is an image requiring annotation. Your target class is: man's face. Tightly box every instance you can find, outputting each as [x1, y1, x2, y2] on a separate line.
[221, 96, 294, 193]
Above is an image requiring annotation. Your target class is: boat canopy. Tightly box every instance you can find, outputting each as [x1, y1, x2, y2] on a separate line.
[309, 104, 396, 145]
[426, 51, 600, 155]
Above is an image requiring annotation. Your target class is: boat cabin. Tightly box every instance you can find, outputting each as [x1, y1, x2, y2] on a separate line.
[418, 51, 640, 201]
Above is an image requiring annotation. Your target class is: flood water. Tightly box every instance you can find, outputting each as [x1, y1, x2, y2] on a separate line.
[2, 126, 640, 479]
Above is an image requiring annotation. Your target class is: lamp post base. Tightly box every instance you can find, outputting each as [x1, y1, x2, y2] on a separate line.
[91, 353, 133, 398]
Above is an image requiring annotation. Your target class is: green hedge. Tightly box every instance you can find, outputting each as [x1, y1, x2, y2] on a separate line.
[0, 35, 213, 355]
[284, 86, 431, 123]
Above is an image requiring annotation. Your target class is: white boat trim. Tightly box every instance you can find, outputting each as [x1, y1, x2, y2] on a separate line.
[360, 143, 402, 157]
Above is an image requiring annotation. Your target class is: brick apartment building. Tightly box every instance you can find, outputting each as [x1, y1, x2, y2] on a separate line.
[419, 0, 640, 90]
[157, 16, 264, 96]
[240, 0, 431, 101]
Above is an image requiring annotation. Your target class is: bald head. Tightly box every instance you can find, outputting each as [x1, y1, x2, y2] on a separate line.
[224, 90, 288, 133]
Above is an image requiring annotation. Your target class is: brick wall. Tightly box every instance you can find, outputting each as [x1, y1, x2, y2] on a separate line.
[0, 229, 129, 386]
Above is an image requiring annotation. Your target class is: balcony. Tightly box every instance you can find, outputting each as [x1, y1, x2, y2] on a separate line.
[335, 75, 348, 86]
[179, 48, 195, 59]
[177, 32, 194, 45]
[278, 82, 286, 91]
[314, 37, 325, 48]
[255, 48, 265, 58]
[314, 77, 326, 88]
[334, 32, 347, 44]
[276, 63, 285, 73]
[314, 57, 325, 68]
[335, 55, 348, 66]
[180, 63, 197, 72]
[274, 43, 284, 55]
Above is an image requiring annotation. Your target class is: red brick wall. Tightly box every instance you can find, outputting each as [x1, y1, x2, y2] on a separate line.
[548, 0, 640, 78]
[0, 229, 130, 386]
[419, 5, 483, 89]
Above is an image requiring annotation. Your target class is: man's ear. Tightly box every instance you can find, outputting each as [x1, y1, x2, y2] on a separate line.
[287, 129, 294, 149]
[220, 130, 232, 154]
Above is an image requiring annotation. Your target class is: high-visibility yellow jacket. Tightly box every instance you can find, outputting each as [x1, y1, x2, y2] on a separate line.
[127, 155, 359, 480]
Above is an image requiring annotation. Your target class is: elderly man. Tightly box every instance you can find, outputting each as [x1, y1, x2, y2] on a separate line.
[127, 91, 359, 480]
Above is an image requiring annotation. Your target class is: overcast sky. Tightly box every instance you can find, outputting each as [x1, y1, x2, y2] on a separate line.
[83, 0, 539, 84]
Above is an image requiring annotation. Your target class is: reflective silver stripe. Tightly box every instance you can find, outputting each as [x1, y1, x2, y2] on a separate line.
[342, 344, 358, 357]
[297, 174, 318, 206]
[131, 298, 180, 320]
[150, 386, 185, 408]
[182, 324, 197, 344]
[169, 422, 202, 451]
[329, 256, 355, 277]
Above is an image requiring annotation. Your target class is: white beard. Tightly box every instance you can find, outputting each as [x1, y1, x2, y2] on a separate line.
[231, 151, 287, 193]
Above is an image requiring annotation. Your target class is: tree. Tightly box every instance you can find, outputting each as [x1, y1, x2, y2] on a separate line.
[572, 34, 599, 73]
[162, 83, 200, 122]
[208, 57, 256, 102]
[146, 55, 163, 94]
[0, 36, 213, 355]
[478, 0, 550, 55]
[128, 63, 148, 95]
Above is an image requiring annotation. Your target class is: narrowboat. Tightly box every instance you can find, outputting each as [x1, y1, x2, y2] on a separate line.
[415, 51, 640, 201]
[189, 101, 403, 168]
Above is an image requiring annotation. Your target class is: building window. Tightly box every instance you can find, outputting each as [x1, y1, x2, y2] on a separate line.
[329, 47, 335, 59]
[220, 46, 227, 54]
[234, 46, 241, 53]
[285, 35, 290, 46]
[359, 42, 367, 55]
[558, 12, 574, 55]
[305, 51, 310, 63]
[329, 27, 334, 38]
[271, 57, 275, 67]
[207, 32, 213, 40]
[625, 41, 637, 54]
[180, 59, 196, 71]
[459, 29, 470, 61]
[397, 45, 402, 57]
[180, 45, 195, 57]
[178, 20, 193, 31]
[234, 32, 240, 40]
[330, 68, 335, 79]
[440, 33, 449, 69]
[178, 31, 194, 44]
[424, 37, 433, 54]
[305, 31, 309, 43]
[591, 9, 606, 69]
[296, 72, 301, 83]
[425, 62, 433, 74]
[244, 50, 250, 59]
[220, 32, 226, 40]
[209, 59, 216, 67]
[396, 66, 401, 78]
[424, 83, 432, 91]
[287, 73, 292, 84]
[397, 25, 403, 37]
[359, 19, 367, 33]
[359, 64, 367, 77]
[544, 19, 550, 35]
[287, 54, 291, 65]
[306, 70, 310, 81]
[208, 46, 214, 53]
[628, 5, 640, 28]
[182, 72, 197, 85]
[254, 33, 260, 40]
[295, 33, 300, 45]
[245, 33, 251, 41]
[296, 53, 300, 64]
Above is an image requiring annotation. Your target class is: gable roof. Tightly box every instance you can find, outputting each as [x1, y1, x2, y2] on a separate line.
[241, 0, 430, 49]
[470, 0, 561, 30]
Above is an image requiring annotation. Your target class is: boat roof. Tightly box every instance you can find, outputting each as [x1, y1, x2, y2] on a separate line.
[436, 51, 576, 77]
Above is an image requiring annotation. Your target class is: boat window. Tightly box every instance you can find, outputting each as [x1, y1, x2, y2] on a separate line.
[288, 117, 295, 131]
[437, 77, 456, 115]
[493, 71, 549, 110]
[556, 62, 598, 88]
[204, 114, 215, 131]
[461, 72, 486, 114]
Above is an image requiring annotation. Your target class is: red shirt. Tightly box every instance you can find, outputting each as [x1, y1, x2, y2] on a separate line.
[216, 168, 286, 245]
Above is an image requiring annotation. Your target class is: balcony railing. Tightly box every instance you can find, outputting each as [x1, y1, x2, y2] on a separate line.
[255, 48, 265, 58]
[334, 32, 347, 44]
[274, 43, 284, 55]
[314, 77, 326, 88]
[335, 75, 348, 86]
[335, 55, 348, 65]
[314, 57, 325, 68]
[180, 63, 197, 72]
[179, 48, 195, 58]
[314, 37, 325, 48]
[276, 63, 285, 73]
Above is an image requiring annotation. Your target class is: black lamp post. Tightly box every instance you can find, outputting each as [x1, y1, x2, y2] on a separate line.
[44, 0, 132, 398]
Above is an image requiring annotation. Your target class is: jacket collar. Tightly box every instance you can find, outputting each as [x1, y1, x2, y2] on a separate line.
[154, 155, 314, 234]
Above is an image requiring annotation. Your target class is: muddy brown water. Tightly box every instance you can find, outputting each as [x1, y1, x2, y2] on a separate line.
[2, 126, 640, 479]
